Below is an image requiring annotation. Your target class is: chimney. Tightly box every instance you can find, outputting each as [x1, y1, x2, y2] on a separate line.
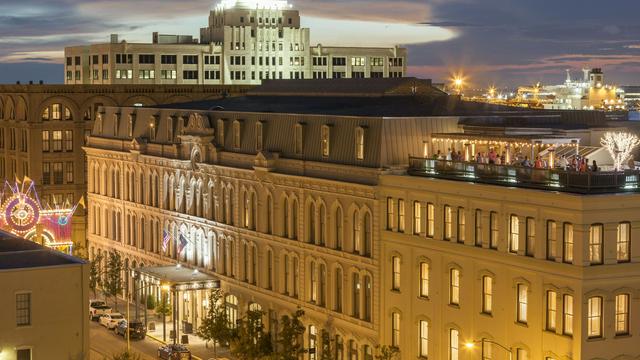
[39, 80, 44, 85]
[16, 81, 20, 85]
[110, 34, 119, 44]
[152, 32, 159, 44]
[29, 80, 33, 85]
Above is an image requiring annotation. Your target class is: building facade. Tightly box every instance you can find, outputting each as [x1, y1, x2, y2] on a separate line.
[64, 0, 407, 85]
[84, 78, 640, 359]
[0, 231, 89, 360]
[0, 84, 250, 255]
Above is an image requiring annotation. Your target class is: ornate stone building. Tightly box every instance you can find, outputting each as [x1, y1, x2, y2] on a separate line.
[0, 83, 251, 254]
[85, 78, 640, 359]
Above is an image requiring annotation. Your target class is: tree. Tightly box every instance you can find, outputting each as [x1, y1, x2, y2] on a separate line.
[155, 295, 171, 319]
[374, 345, 400, 360]
[196, 289, 232, 358]
[273, 308, 306, 360]
[104, 251, 123, 311]
[106, 350, 141, 360]
[601, 132, 640, 171]
[230, 309, 273, 359]
[319, 329, 334, 360]
[89, 252, 104, 298]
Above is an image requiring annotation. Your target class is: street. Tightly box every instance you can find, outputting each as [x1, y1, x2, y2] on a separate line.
[89, 320, 159, 360]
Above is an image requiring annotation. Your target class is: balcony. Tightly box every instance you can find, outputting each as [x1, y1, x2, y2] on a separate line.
[408, 157, 640, 194]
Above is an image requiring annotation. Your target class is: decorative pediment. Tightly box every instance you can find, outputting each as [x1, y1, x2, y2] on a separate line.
[254, 151, 279, 172]
[184, 112, 214, 136]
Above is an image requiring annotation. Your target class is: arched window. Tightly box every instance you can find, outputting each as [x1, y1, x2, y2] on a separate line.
[243, 191, 250, 229]
[293, 256, 300, 298]
[352, 210, 361, 254]
[310, 261, 318, 303]
[308, 325, 317, 360]
[251, 245, 258, 285]
[291, 199, 298, 239]
[319, 263, 326, 307]
[363, 274, 372, 321]
[266, 249, 274, 290]
[283, 197, 289, 237]
[251, 192, 257, 231]
[283, 254, 290, 295]
[319, 204, 326, 246]
[355, 126, 365, 160]
[308, 202, 316, 244]
[391, 312, 400, 347]
[225, 294, 238, 328]
[335, 207, 343, 250]
[335, 268, 343, 313]
[352, 273, 360, 318]
[266, 195, 273, 234]
[363, 212, 371, 257]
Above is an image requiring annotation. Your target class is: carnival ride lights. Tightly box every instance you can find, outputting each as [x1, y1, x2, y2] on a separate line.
[0, 177, 83, 255]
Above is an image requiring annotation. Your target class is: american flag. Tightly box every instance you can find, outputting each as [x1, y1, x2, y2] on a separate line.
[162, 230, 171, 252]
[177, 233, 189, 255]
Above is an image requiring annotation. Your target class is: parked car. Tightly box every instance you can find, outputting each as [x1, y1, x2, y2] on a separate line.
[157, 344, 191, 360]
[115, 320, 146, 340]
[89, 300, 112, 321]
[99, 313, 125, 329]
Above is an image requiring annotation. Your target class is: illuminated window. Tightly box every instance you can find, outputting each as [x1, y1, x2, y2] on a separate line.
[391, 312, 400, 347]
[509, 215, 519, 253]
[563, 294, 573, 335]
[457, 208, 465, 243]
[427, 203, 435, 237]
[444, 205, 452, 240]
[547, 221, 557, 260]
[392, 256, 401, 291]
[489, 212, 498, 249]
[413, 201, 422, 235]
[563, 223, 574, 264]
[517, 284, 528, 323]
[615, 294, 630, 335]
[52, 103, 61, 120]
[310, 261, 317, 303]
[482, 276, 492, 314]
[546, 290, 557, 331]
[52, 130, 62, 151]
[42, 130, 50, 152]
[587, 296, 602, 338]
[308, 325, 317, 360]
[321, 125, 330, 157]
[589, 224, 603, 265]
[419, 320, 429, 358]
[352, 273, 360, 317]
[355, 126, 365, 160]
[617, 222, 630, 262]
[449, 329, 459, 360]
[398, 199, 405, 233]
[450, 268, 460, 305]
[419, 262, 429, 298]
[386, 198, 395, 230]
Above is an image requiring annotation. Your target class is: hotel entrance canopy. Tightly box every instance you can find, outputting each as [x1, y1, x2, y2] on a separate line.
[134, 265, 220, 291]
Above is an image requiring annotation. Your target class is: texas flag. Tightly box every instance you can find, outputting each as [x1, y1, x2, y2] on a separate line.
[177, 233, 189, 255]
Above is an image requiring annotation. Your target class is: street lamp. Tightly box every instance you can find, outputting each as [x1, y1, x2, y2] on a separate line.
[465, 338, 513, 360]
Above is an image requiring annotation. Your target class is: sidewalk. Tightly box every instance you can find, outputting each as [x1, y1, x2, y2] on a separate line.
[98, 295, 232, 360]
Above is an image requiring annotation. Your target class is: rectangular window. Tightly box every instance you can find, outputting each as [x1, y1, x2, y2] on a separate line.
[419, 320, 429, 358]
[391, 256, 400, 291]
[138, 70, 155, 79]
[52, 162, 64, 184]
[42, 163, 50, 185]
[161, 70, 177, 79]
[102, 70, 109, 80]
[115, 69, 133, 79]
[563, 294, 573, 335]
[509, 215, 519, 253]
[371, 57, 384, 66]
[482, 276, 492, 314]
[490, 212, 498, 249]
[397, 199, 405, 233]
[449, 329, 459, 360]
[16, 348, 31, 360]
[183, 55, 198, 64]
[116, 53, 133, 64]
[138, 54, 155, 64]
[475, 209, 482, 246]
[351, 57, 366, 66]
[321, 125, 330, 157]
[589, 224, 603, 265]
[444, 205, 452, 240]
[546, 290, 557, 331]
[102, 54, 108, 64]
[391, 312, 400, 347]
[617, 222, 630, 262]
[52, 130, 62, 151]
[42, 130, 50, 152]
[457, 208, 465, 243]
[332, 57, 347, 66]
[615, 294, 629, 335]
[65, 162, 74, 184]
[161, 55, 177, 64]
[526, 217, 535, 256]
[450, 269, 460, 305]
[427, 203, 435, 237]
[413, 201, 422, 235]
[355, 127, 364, 160]
[563, 223, 574, 264]
[64, 130, 73, 151]
[182, 70, 198, 80]
[587, 297, 602, 338]
[517, 284, 528, 323]
[547, 220, 557, 260]
[16, 293, 31, 326]
[386, 198, 395, 231]
[419, 262, 429, 298]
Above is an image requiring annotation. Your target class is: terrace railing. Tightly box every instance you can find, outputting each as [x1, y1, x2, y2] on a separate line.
[408, 157, 640, 194]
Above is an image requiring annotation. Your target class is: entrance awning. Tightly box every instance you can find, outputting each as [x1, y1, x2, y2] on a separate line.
[134, 265, 220, 291]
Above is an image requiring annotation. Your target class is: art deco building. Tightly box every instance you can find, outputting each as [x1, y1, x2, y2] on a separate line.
[0, 83, 250, 254]
[64, 0, 407, 85]
[85, 78, 640, 359]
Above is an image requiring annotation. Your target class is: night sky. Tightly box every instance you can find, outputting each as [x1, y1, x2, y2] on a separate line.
[2, 0, 640, 87]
